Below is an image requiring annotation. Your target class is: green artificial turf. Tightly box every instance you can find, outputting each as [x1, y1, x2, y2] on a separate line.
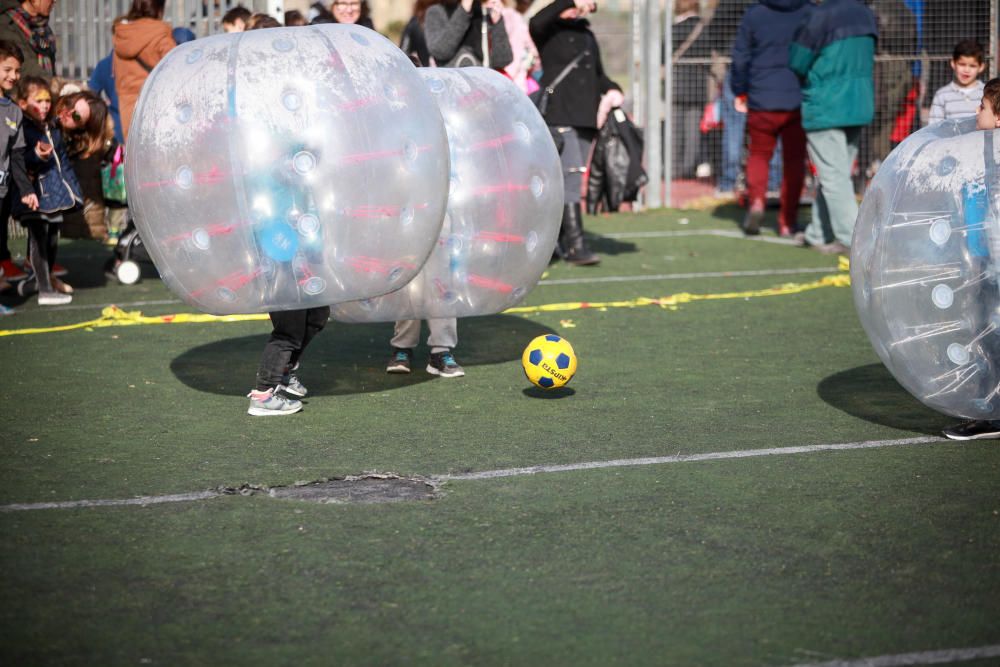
[1, 207, 997, 665]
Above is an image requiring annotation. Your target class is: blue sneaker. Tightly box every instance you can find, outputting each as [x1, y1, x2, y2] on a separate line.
[426, 351, 464, 378]
[0, 304, 14, 316]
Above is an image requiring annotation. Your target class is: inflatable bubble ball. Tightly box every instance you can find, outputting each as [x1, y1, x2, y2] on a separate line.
[329, 67, 563, 323]
[125, 25, 450, 315]
[852, 118, 1000, 419]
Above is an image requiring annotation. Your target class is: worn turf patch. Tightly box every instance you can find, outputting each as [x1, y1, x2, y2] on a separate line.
[240, 473, 439, 504]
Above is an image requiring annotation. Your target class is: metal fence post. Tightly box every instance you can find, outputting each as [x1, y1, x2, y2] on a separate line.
[644, 0, 663, 209]
[631, 0, 646, 211]
[662, 0, 673, 210]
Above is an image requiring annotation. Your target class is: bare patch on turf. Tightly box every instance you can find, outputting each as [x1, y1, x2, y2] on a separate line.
[224, 473, 439, 505]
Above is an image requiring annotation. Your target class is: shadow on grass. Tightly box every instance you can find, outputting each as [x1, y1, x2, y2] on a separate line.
[817, 363, 950, 435]
[587, 234, 639, 257]
[522, 386, 576, 399]
[170, 313, 556, 396]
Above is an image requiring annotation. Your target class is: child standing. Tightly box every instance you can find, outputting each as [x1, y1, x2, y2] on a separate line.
[942, 78, 1000, 441]
[248, 307, 330, 416]
[0, 40, 36, 312]
[12, 75, 82, 306]
[928, 40, 986, 125]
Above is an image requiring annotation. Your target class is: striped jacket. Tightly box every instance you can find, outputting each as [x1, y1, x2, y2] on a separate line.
[928, 80, 984, 124]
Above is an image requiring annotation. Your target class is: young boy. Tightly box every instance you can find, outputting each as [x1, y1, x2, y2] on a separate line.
[928, 40, 986, 125]
[942, 78, 1000, 440]
[0, 41, 38, 313]
[248, 307, 330, 416]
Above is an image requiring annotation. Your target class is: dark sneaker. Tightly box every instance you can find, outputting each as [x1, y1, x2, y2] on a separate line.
[386, 347, 413, 374]
[427, 350, 465, 378]
[942, 420, 1000, 440]
[742, 208, 763, 236]
[247, 387, 302, 416]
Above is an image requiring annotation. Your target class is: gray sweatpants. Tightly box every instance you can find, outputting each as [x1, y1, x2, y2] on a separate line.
[391, 318, 458, 353]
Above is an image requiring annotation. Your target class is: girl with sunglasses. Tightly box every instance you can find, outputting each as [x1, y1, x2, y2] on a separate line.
[11, 75, 82, 305]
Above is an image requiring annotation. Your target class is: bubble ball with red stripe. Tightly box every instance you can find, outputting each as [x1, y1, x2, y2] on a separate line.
[329, 67, 563, 323]
[125, 24, 450, 315]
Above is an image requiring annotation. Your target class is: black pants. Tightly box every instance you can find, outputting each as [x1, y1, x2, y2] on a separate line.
[23, 217, 59, 294]
[0, 191, 12, 262]
[255, 306, 330, 391]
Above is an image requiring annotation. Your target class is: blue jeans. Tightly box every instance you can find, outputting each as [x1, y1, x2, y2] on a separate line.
[719, 73, 782, 193]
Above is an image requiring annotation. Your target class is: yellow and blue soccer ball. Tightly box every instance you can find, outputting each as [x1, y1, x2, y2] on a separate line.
[522, 334, 578, 389]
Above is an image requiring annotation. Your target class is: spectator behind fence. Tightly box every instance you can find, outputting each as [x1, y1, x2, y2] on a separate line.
[11, 76, 82, 306]
[113, 0, 176, 143]
[61, 91, 114, 243]
[0, 39, 34, 305]
[284, 10, 307, 26]
[248, 13, 282, 29]
[330, 0, 375, 30]
[501, 0, 539, 94]
[0, 0, 55, 80]
[729, 0, 811, 238]
[928, 40, 986, 125]
[384, 0, 513, 381]
[705, 0, 782, 198]
[424, 0, 512, 69]
[671, 0, 710, 180]
[530, 0, 622, 266]
[222, 5, 252, 32]
[400, 0, 434, 67]
[866, 0, 916, 171]
[789, 0, 876, 255]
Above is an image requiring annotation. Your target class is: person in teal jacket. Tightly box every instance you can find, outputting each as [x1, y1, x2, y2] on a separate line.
[788, 0, 877, 254]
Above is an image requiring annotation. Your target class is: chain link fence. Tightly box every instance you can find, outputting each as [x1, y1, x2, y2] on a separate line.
[596, 0, 999, 209]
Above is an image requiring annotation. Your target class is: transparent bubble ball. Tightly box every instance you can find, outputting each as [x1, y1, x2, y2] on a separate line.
[125, 25, 450, 315]
[851, 118, 1000, 419]
[329, 67, 563, 323]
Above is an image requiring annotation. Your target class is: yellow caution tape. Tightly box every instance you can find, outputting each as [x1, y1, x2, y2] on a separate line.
[0, 273, 851, 337]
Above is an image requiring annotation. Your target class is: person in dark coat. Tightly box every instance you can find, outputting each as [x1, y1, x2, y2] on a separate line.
[729, 0, 811, 237]
[530, 0, 622, 265]
[400, 0, 435, 67]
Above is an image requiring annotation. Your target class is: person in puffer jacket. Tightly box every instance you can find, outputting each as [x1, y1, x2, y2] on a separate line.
[729, 0, 812, 239]
[112, 0, 175, 142]
[788, 0, 877, 254]
[11, 76, 82, 305]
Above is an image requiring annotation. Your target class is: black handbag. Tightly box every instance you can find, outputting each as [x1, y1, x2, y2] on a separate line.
[530, 50, 589, 117]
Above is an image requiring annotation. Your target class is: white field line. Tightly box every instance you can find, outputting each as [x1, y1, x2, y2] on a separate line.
[433, 436, 942, 481]
[786, 643, 1000, 667]
[0, 490, 220, 512]
[0, 436, 944, 512]
[539, 266, 833, 286]
[603, 228, 797, 245]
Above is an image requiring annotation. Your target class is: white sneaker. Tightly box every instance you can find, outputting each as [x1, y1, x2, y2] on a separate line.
[38, 292, 72, 306]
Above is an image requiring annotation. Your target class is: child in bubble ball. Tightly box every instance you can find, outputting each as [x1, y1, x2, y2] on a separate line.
[942, 78, 1000, 440]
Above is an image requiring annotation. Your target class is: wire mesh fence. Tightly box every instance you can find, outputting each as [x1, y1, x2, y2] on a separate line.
[608, 0, 1000, 209]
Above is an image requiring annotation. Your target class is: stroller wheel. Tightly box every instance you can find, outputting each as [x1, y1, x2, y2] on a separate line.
[117, 260, 141, 285]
